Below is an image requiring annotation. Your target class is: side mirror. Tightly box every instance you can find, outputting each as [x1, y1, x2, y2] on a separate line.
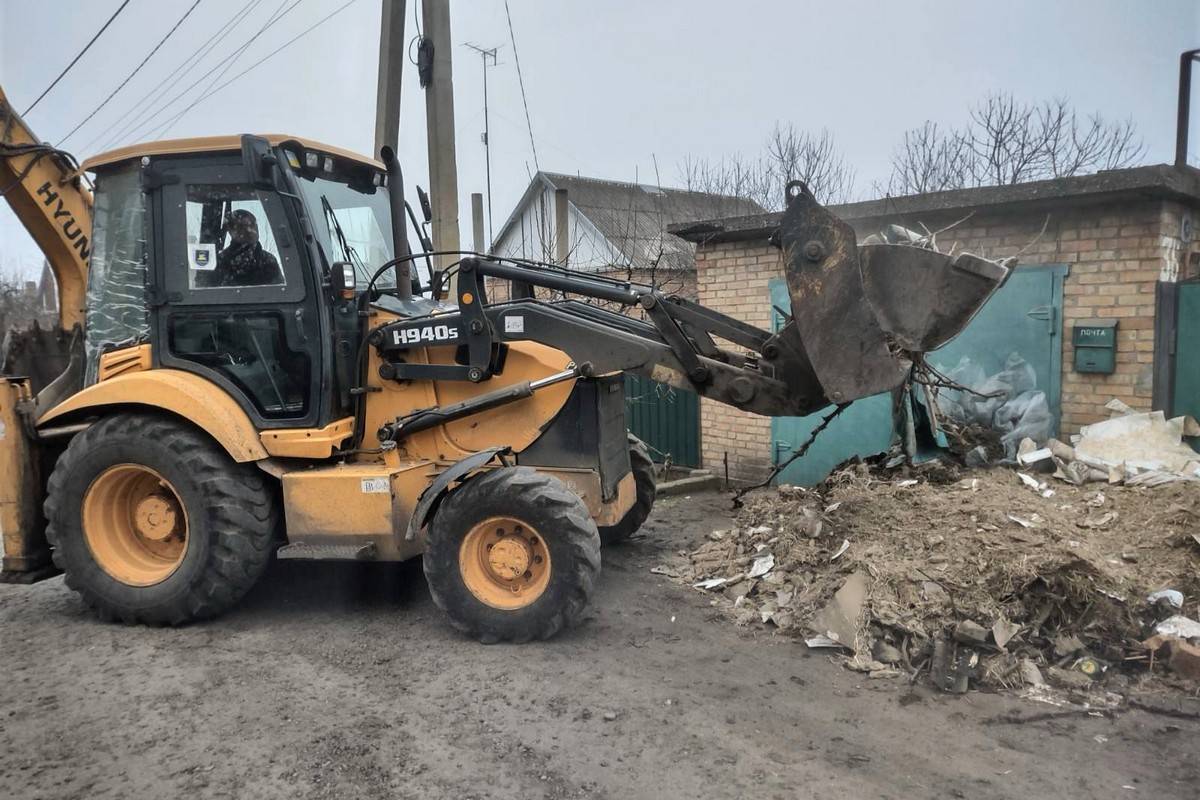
[241, 134, 277, 191]
[416, 186, 433, 223]
[330, 261, 357, 300]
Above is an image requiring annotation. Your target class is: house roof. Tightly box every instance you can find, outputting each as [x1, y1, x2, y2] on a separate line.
[493, 171, 762, 269]
[669, 164, 1200, 245]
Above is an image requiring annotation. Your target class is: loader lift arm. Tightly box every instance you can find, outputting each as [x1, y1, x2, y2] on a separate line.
[372, 182, 1012, 432]
[376, 257, 823, 419]
[0, 87, 93, 330]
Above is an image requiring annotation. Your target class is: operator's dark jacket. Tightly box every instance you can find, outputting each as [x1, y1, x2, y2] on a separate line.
[197, 242, 283, 288]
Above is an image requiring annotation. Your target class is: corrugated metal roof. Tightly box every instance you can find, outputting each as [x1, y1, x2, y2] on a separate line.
[493, 171, 763, 271]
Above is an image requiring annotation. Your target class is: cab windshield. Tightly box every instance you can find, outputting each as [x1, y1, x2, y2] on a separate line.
[290, 153, 396, 288]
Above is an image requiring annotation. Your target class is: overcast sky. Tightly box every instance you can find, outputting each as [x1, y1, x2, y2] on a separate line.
[2, 0, 1198, 279]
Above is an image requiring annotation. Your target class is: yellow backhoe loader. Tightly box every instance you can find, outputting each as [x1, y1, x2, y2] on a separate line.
[0, 85, 1010, 641]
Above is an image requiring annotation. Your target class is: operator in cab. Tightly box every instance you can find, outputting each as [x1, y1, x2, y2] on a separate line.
[197, 209, 284, 288]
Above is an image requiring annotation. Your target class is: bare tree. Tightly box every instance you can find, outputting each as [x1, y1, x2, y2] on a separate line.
[680, 124, 856, 209]
[886, 93, 1145, 195]
[679, 152, 775, 210]
[888, 121, 978, 194]
[0, 272, 42, 335]
[765, 125, 857, 206]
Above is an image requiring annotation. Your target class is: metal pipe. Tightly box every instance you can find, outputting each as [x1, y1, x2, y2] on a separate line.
[392, 367, 577, 438]
[474, 259, 642, 305]
[1176, 49, 1200, 168]
[379, 145, 412, 299]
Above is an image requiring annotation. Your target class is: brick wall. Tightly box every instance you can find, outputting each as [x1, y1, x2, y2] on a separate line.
[694, 195, 1200, 483]
[695, 242, 783, 483]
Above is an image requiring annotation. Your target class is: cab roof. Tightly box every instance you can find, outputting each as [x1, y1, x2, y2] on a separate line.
[81, 134, 384, 172]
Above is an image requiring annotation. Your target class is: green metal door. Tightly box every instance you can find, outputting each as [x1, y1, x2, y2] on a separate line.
[624, 373, 700, 468]
[768, 264, 1066, 486]
[927, 264, 1067, 428]
[1173, 282, 1200, 422]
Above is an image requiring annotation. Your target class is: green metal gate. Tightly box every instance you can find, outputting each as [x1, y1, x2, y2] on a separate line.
[624, 373, 700, 468]
[768, 264, 1067, 486]
[1173, 282, 1200, 427]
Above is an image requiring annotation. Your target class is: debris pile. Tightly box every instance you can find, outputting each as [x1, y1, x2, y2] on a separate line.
[678, 463, 1200, 695]
[1031, 401, 1200, 488]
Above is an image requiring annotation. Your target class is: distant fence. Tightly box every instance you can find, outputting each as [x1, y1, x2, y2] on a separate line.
[623, 373, 700, 468]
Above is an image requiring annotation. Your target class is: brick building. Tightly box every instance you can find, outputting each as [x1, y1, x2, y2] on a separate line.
[671, 165, 1200, 483]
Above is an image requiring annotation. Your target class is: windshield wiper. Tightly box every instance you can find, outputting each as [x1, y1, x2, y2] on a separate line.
[320, 194, 367, 275]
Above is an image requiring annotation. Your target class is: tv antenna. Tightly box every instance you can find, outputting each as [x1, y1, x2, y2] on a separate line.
[464, 42, 501, 243]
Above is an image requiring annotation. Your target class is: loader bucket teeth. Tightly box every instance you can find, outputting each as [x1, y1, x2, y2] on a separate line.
[774, 181, 1011, 405]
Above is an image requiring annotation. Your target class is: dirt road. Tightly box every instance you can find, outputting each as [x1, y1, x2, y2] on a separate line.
[1, 492, 1196, 799]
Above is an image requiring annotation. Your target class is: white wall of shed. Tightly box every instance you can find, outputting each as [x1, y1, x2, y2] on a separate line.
[490, 187, 625, 271]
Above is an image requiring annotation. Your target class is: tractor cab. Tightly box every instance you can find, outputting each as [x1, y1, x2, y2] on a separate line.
[80, 134, 422, 432]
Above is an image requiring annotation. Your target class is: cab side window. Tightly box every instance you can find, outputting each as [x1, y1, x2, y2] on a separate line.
[157, 166, 315, 422]
[185, 185, 285, 289]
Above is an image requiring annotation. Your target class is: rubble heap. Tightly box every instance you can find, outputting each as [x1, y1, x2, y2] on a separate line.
[679, 462, 1200, 694]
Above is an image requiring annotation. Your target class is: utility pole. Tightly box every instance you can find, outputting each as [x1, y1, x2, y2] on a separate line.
[420, 0, 461, 269]
[471, 192, 486, 253]
[373, 0, 406, 158]
[464, 43, 499, 242]
[554, 188, 569, 267]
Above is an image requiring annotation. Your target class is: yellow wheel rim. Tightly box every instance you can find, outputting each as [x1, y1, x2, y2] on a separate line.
[82, 464, 189, 587]
[459, 516, 551, 610]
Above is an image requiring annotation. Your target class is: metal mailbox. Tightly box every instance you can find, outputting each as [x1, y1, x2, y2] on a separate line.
[1071, 319, 1118, 374]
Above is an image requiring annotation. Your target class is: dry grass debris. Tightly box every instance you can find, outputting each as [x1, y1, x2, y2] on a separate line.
[677, 461, 1200, 695]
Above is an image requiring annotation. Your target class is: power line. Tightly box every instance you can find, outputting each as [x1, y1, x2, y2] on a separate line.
[23, 0, 133, 116]
[502, 0, 539, 171]
[79, 0, 266, 154]
[59, 0, 204, 147]
[149, 0, 362, 138]
[123, 0, 297, 145]
[98, 0, 297, 150]
[150, 0, 302, 140]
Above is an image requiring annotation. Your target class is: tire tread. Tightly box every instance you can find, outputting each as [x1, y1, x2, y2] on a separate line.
[424, 467, 600, 642]
[44, 414, 276, 625]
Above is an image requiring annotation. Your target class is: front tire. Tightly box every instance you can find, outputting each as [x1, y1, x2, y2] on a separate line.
[424, 467, 601, 643]
[44, 414, 276, 625]
[598, 435, 657, 546]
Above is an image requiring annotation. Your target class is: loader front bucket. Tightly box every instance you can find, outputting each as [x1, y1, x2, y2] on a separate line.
[858, 245, 1012, 353]
[771, 181, 1011, 405]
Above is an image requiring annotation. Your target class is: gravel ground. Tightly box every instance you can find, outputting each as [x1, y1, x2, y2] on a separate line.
[1, 491, 1196, 799]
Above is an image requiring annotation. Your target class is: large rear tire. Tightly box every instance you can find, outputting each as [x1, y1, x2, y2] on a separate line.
[598, 435, 657, 546]
[44, 414, 276, 625]
[424, 467, 601, 643]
